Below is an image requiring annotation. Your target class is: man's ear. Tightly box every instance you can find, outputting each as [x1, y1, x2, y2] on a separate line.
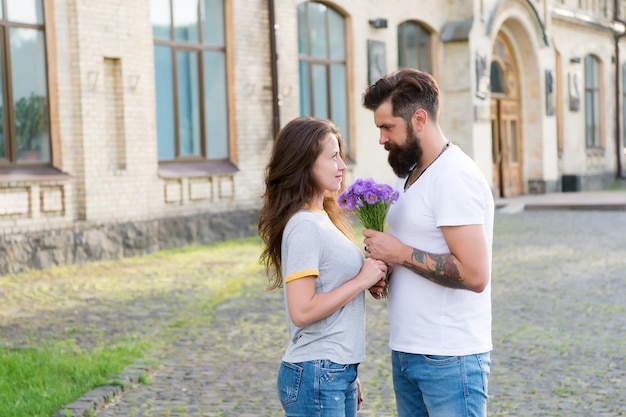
[412, 108, 427, 131]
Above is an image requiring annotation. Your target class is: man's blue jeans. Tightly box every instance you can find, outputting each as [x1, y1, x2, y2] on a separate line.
[392, 350, 491, 417]
[277, 360, 358, 417]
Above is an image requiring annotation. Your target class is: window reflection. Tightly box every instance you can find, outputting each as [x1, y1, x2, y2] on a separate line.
[203, 51, 228, 159]
[308, 3, 328, 59]
[312, 64, 328, 118]
[10, 27, 51, 163]
[176, 51, 201, 156]
[202, 0, 224, 46]
[297, 2, 349, 154]
[0, 0, 51, 165]
[584, 55, 600, 148]
[174, 0, 199, 42]
[154, 45, 176, 159]
[299, 61, 310, 116]
[152, 0, 229, 162]
[490, 62, 504, 94]
[398, 21, 432, 73]
[151, 0, 172, 40]
[7, 0, 44, 25]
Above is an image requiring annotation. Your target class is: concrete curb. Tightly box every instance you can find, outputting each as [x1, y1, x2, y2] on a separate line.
[52, 364, 153, 417]
[495, 191, 626, 213]
[496, 202, 626, 213]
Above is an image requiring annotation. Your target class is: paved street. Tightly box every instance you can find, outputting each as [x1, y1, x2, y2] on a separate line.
[2, 208, 626, 416]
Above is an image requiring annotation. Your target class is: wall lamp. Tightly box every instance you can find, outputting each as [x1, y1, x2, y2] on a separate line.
[369, 18, 388, 29]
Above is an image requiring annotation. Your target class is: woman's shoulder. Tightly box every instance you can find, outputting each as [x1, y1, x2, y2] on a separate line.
[285, 209, 325, 232]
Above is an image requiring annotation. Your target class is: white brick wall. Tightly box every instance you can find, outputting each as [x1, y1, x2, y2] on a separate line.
[1, 0, 623, 242]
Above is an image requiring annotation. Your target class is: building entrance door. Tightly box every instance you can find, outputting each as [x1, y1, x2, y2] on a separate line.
[491, 98, 522, 196]
[490, 32, 523, 197]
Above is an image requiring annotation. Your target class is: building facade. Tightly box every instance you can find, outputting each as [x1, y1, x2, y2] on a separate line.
[1, 0, 624, 274]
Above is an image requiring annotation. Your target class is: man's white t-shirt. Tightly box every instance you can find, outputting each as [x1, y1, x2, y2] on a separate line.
[386, 144, 494, 356]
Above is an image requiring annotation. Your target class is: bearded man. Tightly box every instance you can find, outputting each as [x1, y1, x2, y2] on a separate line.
[362, 68, 495, 417]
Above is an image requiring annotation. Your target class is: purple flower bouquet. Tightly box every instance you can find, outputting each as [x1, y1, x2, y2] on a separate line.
[338, 178, 399, 297]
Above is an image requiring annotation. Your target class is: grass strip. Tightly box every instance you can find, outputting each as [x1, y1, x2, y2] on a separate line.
[0, 339, 148, 417]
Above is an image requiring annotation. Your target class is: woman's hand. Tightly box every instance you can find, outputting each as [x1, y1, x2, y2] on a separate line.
[368, 277, 387, 299]
[358, 258, 388, 289]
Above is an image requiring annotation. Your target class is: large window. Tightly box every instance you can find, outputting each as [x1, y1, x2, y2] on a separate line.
[0, 0, 51, 166]
[398, 21, 432, 73]
[297, 2, 350, 154]
[151, 0, 229, 162]
[584, 54, 601, 148]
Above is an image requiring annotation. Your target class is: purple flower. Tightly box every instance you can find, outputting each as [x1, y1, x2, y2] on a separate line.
[338, 193, 357, 210]
[364, 191, 378, 205]
[338, 178, 398, 232]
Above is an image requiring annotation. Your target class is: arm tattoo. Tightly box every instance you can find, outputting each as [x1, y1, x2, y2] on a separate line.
[402, 249, 468, 290]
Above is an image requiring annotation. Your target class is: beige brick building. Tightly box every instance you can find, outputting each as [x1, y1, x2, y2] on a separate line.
[1, 0, 624, 274]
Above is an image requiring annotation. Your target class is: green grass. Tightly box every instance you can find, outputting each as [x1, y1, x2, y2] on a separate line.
[0, 339, 148, 417]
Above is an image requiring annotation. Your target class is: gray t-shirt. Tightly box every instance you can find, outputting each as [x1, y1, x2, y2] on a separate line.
[281, 208, 366, 365]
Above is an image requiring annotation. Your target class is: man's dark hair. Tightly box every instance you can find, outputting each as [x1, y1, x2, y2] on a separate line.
[362, 68, 440, 123]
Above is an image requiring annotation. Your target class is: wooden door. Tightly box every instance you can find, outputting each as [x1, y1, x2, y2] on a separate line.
[500, 99, 522, 196]
[491, 99, 522, 197]
[490, 99, 502, 196]
[491, 32, 523, 197]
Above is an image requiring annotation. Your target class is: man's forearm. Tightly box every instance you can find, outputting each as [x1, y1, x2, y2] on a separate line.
[401, 249, 469, 290]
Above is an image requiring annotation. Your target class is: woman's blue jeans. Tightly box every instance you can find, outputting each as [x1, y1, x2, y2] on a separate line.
[277, 360, 358, 417]
[392, 350, 491, 417]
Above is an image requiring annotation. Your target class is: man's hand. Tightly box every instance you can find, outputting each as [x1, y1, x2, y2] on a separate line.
[362, 229, 409, 265]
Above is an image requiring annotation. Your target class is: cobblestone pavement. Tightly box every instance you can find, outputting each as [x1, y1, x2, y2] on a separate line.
[2, 210, 626, 416]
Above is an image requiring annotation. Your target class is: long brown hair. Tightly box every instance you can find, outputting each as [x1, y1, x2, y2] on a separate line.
[258, 117, 353, 291]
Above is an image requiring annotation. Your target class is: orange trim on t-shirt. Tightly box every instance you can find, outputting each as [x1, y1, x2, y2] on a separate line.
[285, 269, 319, 283]
[303, 203, 327, 215]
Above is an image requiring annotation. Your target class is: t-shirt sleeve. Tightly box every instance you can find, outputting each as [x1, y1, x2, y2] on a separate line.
[434, 167, 488, 227]
[283, 218, 321, 283]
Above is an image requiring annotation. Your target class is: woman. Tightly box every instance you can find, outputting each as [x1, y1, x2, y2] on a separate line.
[258, 116, 387, 417]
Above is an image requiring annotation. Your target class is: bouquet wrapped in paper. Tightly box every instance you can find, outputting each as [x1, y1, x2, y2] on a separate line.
[338, 178, 399, 297]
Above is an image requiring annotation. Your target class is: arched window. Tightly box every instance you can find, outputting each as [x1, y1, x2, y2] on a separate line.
[584, 55, 601, 148]
[0, 0, 51, 165]
[490, 61, 505, 94]
[297, 2, 350, 154]
[397, 21, 432, 73]
[151, 0, 230, 162]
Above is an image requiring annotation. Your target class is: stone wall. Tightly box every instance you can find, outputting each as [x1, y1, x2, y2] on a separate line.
[0, 209, 259, 276]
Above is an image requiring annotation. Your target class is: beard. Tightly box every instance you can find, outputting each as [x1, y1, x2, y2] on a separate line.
[385, 127, 423, 178]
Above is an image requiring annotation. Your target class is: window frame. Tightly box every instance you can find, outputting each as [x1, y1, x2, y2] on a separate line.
[583, 54, 603, 150]
[397, 20, 434, 74]
[296, 1, 353, 158]
[0, 0, 57, 170]
[152, 0, 237, 174]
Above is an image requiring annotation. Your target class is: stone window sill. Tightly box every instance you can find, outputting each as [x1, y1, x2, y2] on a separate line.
[0, 166, 71, 183]
[158, 160, 239, 179]
[585, 147, 605, 156]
